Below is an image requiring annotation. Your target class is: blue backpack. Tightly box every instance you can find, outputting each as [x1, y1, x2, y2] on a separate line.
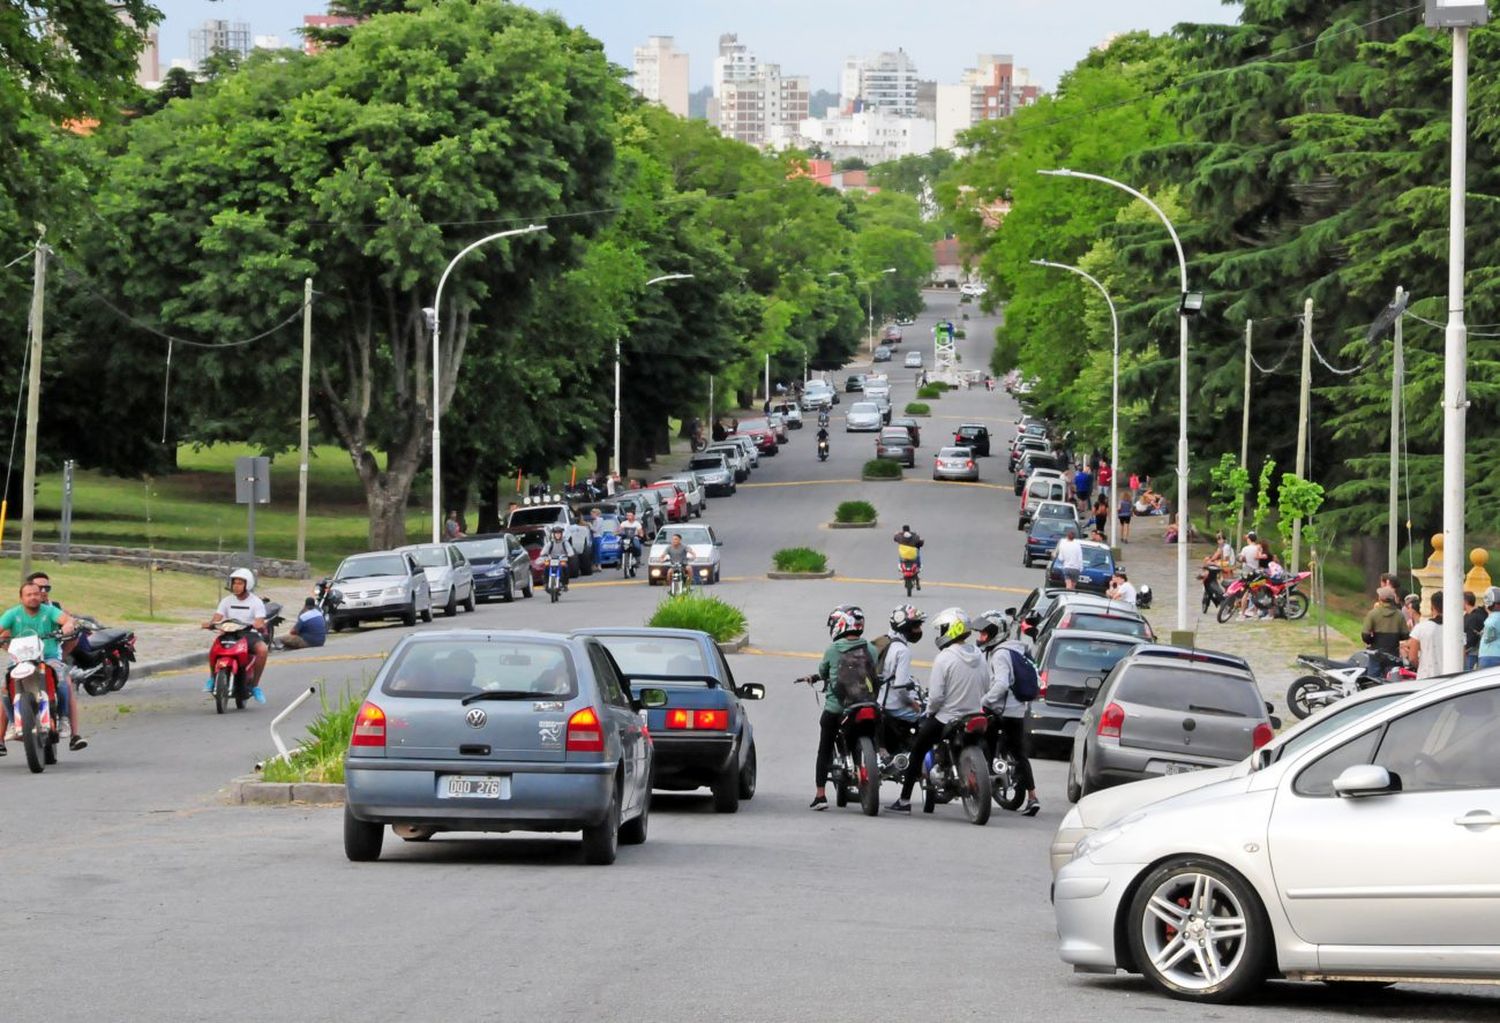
[1006, 648, 1041, 702]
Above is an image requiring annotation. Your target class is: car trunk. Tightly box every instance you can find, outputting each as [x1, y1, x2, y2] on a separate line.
[1113, 669, 1262, 761]
[386, 695, 569, 764]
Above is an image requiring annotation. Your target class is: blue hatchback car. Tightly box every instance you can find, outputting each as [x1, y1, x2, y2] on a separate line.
[1046, 540, 1116, 593]
[591, 516, 624, 569]
[1024, 517, 1073, 568]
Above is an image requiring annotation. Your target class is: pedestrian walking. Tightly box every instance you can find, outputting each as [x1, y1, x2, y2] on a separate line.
[1464, 590, 1484, 671]
[1407, 592, 1444, 680]
[1128, 472, 1140, 503]
[1055, 527, 1084, 591]
[1116, 492, 1133, 542]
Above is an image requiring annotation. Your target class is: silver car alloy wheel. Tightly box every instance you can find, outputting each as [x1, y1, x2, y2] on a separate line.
[1140, 871, 1249, 991]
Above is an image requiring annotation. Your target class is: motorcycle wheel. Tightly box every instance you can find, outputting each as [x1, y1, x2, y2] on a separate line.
[19, 694, 44, 773]
[993, 752, 1025, 810]
[834, 761, 849, 808]
[921, 778, 936, 814]
[43, 732, 57, 765]
[1283, 592, 1310, 621]
[110, 658, 130, 692]
[1201, 591, 1212, 615]
[1216, 598, 1239, 624]
[1286, 676, 1327, 720]
[213, 669, 230, 715]
[83, 672, 110, 697]
[904, 577, 914, 597]
[858, 737, 880, 817]
[959, 746, 992, 825]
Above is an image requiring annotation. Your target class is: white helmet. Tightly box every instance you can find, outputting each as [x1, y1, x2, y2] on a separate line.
[932, 606, 970, 650]
[228, 567, 257, 592]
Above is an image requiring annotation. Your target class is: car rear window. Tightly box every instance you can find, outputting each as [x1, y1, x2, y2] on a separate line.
[1115, 667, 1262, 717]
[938, 447, 968, 458]
[381, 640, 577, 700]
[1049, 638, 1137, 674]
[591, 636, 712, 682]
[1082, 547, 1113, 567]
[508, 507, 564, 528]
[1068, 612, 1148, 638]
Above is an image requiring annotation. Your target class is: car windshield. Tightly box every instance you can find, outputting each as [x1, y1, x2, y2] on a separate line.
[591, 636, 713, 683]
[1049, 638, 1137, 675]
[1036, 504, 1074, 519]
[1031, 520, 1070, 538]
[508, 507, 564, 527]
[405, 547, 448, 569]
[656, 527, 711, 546]
[337, 554, 407, 580]
[959, 427, 985, 437]
[739, 418, 770, 431]
[381, 639, 577, 699]
[1115, 668, 1263, 717]
[455, 537, 510, 559]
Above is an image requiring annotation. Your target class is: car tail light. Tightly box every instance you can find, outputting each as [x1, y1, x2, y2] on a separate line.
[853, 705, 878, 723]
[664, 708, 729, 730]
[1060, 612, 1073, 628]
[351, 702, 386, 748]
[1037, 669, 1048, 698]
[1098, 702, 1125, 739]
[1252, 722, 1274, 749]
[567, 707, 605, 751]
[966, 460, 974, 469]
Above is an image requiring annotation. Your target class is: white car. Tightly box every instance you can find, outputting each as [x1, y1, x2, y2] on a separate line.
[770, 399, 803, 428]
[647, 523, 722, 586]
[329, 551, 434, 630]
[960, 281, 987, 297]
[903, 351, 923, 369]
[706, 442, 750, 482]
[844, 401, 882, 432]
[1054, 670, 1500, 1002]
[801, 380, 836, 411]
[862, 377, 891, 402]
[395, 542, 476, 617]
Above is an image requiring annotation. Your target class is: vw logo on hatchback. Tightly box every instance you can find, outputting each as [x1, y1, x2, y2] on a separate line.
[465, 707, 487, 728]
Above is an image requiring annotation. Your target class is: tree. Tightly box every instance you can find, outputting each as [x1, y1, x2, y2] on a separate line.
[301, 0, 414, 50]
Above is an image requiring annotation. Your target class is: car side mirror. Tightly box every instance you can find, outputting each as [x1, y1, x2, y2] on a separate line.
[737, 683, 766, 701]
[1269, 715, 1283, 730]
[1004, 606, 1018, 618]
[635, 687, 668, 709]
[1331, 764, 1399, 798]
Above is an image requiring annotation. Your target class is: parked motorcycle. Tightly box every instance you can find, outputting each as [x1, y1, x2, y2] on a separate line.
[918, 712, 993, 824]
[1216, 571, 1310, 623]
[5, 630, 67, 773]
[314, 577, 345, 621]
[797, 675, 881, 816]
[1200, 564, 1226, 614]
[207, 620, 260, 715]
[546, 557, 566, 603]
[69, 615, 137, 696]
[1286, 650, 1403, 719]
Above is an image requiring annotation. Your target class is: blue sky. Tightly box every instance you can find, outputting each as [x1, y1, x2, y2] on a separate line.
[153, 1, 1242, 90]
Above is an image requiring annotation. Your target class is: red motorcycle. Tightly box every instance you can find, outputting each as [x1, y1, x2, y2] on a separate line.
[207, 620, 258, 715]
[899, 558, 921, 597]
[1216, 571, 1311, 623]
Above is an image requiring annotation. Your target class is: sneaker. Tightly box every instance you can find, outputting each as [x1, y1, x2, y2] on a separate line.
[203, 677, 215, 692]
[887, 798, 912, 813]
[808, 795, 828, 811]
[1023, 797, 1041, 817]
[0, 741, 6, 756]
[252, 687, 266, 705]
[69, 735, 88, 752]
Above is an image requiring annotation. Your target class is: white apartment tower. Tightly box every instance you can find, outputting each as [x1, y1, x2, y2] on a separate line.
[188, 18, 252, 66]
[839, 50, 920, 116]
[720, 63, 810, 148]
[633, 36, 690, 118]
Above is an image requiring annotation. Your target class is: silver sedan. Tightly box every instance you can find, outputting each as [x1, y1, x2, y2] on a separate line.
[844, 401, 882, 432]
[1054, 669, 1500, 1003]
[932, 445, 978, 481]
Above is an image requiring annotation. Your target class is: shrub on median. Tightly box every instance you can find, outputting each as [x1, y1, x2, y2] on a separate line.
[834, 500, 876, 524]
[647, 593, 748, 642]
[260, 682, 367, 784]
[917, 383, 949, 400]
[862, 458, 903, 479]
[905, 402, 931, 415]
[772, 547, 830, 572]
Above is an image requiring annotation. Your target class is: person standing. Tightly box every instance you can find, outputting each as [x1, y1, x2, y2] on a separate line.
[1362, 586, 1409, 663]
[1478, 588, 1500, 670]
[444, 510, 463, 540]
[1116, 491, 1133, 543]
[1055, 526, 1084, 591]
[1073, 464, 1094, 513]
[1406, 592, 1444, 680]
[1463, 591, 1485, 671]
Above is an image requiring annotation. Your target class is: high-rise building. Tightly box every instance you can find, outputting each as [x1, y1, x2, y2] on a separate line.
[839, 50, 920, 117]
[633, 36, 690, 118]
[188, 19, 252, 67]
[114, 11, 159, 86]
[720, 63, 810, 148]
[712, 33, 759, 100]
[254, 34, 284, 51]
[935, 54, 1041, 149]
[303, 13, 362, 55]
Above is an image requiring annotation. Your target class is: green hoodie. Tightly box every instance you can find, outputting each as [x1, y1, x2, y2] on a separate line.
[818, 636, 880, 714]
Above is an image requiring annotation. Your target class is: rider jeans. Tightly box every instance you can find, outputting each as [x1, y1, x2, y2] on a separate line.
[991, 716, 1034, 793]
[899, 715, 947, 800]
[815, 710, 842, 788]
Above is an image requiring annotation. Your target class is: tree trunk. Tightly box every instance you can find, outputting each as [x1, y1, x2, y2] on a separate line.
[653, 420, 670, 456]
[476, 476, 500, 534]
[1351, 535, 1387, 597]
[365, 475, 412, 550]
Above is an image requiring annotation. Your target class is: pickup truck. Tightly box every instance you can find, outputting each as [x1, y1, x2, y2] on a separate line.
[506, 500, 596, 575]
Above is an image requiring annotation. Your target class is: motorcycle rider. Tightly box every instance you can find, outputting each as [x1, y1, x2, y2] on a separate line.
[815, 424, 830, 457]
[203, 568, 269, 703]
[616, 510, 645, 574]
[663, 532, 695, 589]
[0, 580, 87, 754]
[878, 605, 925, 754]
[974, 611, 1039, 816]
[893, 523, 924, 575]
[540, 525, 574, 590]
[810, 605, 880, 810]
[888, 607, 988, 813]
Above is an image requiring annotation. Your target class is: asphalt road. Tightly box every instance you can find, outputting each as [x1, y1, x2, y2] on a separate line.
[11, 291, 1496, 1022]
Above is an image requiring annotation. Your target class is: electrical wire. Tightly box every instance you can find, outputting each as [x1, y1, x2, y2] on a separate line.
[4, 309, 33, 500]
[1248, 332, 1300, 375]
[1403, 308, 1500, 338]
[3, 249, 34, 272]
[1307, 334, 1374, 376]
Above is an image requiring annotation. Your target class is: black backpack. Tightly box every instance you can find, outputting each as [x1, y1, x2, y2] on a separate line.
[1006, 648, 1041, 702]
[835, 643, 878, 706]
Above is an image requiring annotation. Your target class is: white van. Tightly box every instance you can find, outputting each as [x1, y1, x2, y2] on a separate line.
[1018, 475, 1069, 529]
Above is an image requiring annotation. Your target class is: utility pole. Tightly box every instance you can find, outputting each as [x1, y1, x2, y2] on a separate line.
[1291, 297, 1313, 573]
[296, 277, 313, 565]
[1389, 286, 1404, 576]
[1237, 319, 1251, 545]
[20, 235, 47, 577]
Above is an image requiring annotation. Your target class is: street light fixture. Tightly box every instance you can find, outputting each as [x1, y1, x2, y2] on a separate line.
[615, 273, 694, 479]
[428, 223, 548, 542]
[1033, 259, 1121, 550]
[1039, 168, 1192, 639]
[1425, 0, 1486, 667]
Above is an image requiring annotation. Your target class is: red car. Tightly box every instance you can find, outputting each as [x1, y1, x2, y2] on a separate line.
[731, 420, 778, 455]
[504, 527, 551, 585]
[646, 481, 688, 522]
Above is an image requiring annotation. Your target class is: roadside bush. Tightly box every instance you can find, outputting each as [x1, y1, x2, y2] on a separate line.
[834, 500, 876, 524]
[647, 593, 748, 642]
[905, 402, 930, 415]
[862, 458, 903, 478]
[916, 384, 945, 400]
[260, 683, 367, 784]
[772, 547, 830, 572]
[955, 328, 967, 339]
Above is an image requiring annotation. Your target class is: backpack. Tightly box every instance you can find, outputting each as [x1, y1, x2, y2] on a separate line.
[871, 635, 894, 679]
[1006, 647, 1041, 702]
[835, 643, 879, 706]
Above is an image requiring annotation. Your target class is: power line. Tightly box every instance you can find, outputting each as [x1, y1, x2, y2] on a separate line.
[1307, 334, 1373, 376]
[3, 249, 34, 272]
[1402, 308, 1500, 338]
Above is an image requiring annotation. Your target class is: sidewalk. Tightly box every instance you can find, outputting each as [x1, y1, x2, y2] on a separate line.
[1118, 514, 1356, 716]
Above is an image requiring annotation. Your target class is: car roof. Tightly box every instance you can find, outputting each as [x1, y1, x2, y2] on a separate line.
[1039, 628, 1145, 651]
[394, 542, 443, 552]
[958, 423, 987, 431]
[573, 626, 711, 643]
[455, 533, 515, 542]
[1078, 540, 1111, 552]
[1122, 644, 1252, 673]
[937, 446, 970, 456]
[1048, 592, 1143, 616]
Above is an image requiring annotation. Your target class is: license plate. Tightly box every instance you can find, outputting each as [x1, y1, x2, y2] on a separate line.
[437, 775, 510, 799]
[1164, 763, 1200, 776]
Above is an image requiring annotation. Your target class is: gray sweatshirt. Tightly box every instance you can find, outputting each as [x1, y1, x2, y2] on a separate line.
[983, 640, 1031, 719]
[926, 641, 988, 724]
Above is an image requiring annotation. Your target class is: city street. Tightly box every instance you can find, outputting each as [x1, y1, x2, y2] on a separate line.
[10, 292, 1495, 1022]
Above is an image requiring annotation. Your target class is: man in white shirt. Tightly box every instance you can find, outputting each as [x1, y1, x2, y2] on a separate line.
[1107, 569, 1137, 607]
[1054, 527, 1084, 590]
[203, 568, 269, 702]
[1407, 590, 1444, 680]
[1238, 531, 1262, 576]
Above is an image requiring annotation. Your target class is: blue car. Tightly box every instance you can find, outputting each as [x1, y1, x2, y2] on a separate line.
[591, 516, 624, 568]
[575, 626, 765, 812]
[1024, 517, 1073, 568]
[1046, 540, 1116, 593]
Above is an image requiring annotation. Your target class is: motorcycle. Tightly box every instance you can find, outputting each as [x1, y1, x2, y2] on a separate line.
[1286, 650, 1404, 719]
[69, 616, 137, 696]
[817, 437, 830, 462]
[207, 620, 260, 715]
[314, 577, 345, 621]
[667, 563, 690, 598]
[1200, 564, 1226, 614]
[1216, 571, 1310, 623]
[918, 712, 993, 824]
[620, 540, 638, 579]
[985, 712, 1026, 811]
[797, 675, 882, 816]
[546, 556, 566, 603]
[5, 631, 67, 773]
[900, 558, 921, 597]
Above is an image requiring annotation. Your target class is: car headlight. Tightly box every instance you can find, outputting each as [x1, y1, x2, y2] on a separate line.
[1071, 812, 1145, 861]
[384, 586, 404, 597]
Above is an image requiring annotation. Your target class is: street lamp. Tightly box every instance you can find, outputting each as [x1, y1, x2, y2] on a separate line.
[1426, 0, 1487, 668]
[427, 223, 548, 542]
[615, 273, 694, 479]
[829, 268, 896, 358]
[1039, 168, 1192, 638]
[1033, 259, 1121, 550]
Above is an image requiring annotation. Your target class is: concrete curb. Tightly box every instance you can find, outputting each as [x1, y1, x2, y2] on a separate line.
[860, 474, 904, 482]
[766, 569, 836, 580]
[717, 633, 750, 654]
[228, 774, 345, 805]
[135, 651, 205, 680]
[904, 412, 932, 418]
[828, 521, 877, 529]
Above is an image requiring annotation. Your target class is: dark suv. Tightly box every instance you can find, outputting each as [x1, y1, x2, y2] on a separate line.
[953, 423, 991, 457]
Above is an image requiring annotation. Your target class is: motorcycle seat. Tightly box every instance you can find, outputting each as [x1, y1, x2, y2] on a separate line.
[1298, 654, 1357, 671]
[88, 628, 129, 646]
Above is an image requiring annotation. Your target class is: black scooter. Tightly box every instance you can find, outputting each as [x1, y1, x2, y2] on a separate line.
[1200, 564, 1226, 614]
[70, 616, 137, 696]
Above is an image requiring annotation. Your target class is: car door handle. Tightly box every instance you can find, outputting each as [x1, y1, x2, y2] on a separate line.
[1454, 811, 1500, 828]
